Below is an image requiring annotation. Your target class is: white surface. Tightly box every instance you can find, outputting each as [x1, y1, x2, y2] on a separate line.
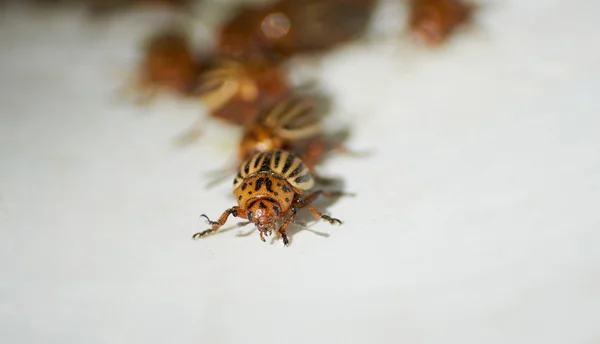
[1, 1, 600, 343]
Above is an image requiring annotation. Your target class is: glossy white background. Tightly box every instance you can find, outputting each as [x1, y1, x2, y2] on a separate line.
[1, 1, 599, 343]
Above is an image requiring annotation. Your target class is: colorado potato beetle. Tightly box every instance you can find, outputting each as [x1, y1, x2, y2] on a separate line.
[193, 150, 345, 246]
[203, 94, 358, 189]
[195, 57, 290, 125]
[238, 95, 324, 167]
[124, 27, 201, 104]
[408, 0, 475, 45]
[218, 0, 376, 60]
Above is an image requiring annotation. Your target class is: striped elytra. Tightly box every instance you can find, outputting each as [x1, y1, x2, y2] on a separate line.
[196, 57, 290, 125]
[196, 59, 254, 111]
[233, 150, 314, 192]
[238, 96, 323, 162]
[254, 96, 322, 141]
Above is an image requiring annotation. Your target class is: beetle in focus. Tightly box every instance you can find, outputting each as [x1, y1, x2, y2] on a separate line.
[193, 150, 344, 246]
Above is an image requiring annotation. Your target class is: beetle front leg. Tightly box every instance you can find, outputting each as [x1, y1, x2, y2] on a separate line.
[173, 116, 205, 147]
[192, 206, 241, 240]
[277, 206, 298, 246]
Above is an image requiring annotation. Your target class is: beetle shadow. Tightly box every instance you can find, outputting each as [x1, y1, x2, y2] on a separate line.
[311, 92, 376, 165]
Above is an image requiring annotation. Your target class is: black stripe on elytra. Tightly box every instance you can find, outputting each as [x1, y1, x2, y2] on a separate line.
[288, 163, 305, 178]
[253, 153, 265, 169]
[260, 151, 272, 171]
[274, 150, 282, 168]
[254, 178, 264, 191]
[278, 101, 295, 123]
[286, 106, 311, 128]
[281, 154, 295, 174]
[291, 111, 316, 129]
[273, 205, 280, 216]
[243, 159, 250, 174]
[265, 178, 274, 193]
[241, 183, 248, 191]
[294, 174, 311, 184]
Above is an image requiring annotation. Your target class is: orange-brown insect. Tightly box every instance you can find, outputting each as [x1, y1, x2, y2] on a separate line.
[196, 57, 290, 125]
[125, 27, 201, 104]
[193, 150, 344, 246]
[238, 95, 324, 167]
[202, 95, 351, 188]
[203, 93, 369, 189]
[408, 0, 475, 45]
[218, 0, 376, 60]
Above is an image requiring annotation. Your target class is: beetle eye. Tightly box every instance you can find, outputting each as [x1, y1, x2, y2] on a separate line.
[247, 211, 253, 221]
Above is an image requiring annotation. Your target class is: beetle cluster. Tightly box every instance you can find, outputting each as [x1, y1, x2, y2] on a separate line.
[123, 0, 476, 108]
[118, 0, 476, 246]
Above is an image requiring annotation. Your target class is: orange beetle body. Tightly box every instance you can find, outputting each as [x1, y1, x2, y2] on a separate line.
[129, 28, 201, 103]
[409, 0, 474, 45]
[238, 96, 324, 167]
[196, 57, 291, 125]
[194, 150, 343, 246]
[218, 0, 376, 60]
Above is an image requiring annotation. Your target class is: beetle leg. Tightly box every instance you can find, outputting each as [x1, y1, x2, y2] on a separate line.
[305, 203, 342, 225]
[277, 206, 298, 246]
[192, 207, 241, 240]
[295, 191, 349, 225]
[330, 143, 372, 158]
[198, 77, 239, 112]
[131, 74, 158, 106]
[133, 85, 158, 106]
